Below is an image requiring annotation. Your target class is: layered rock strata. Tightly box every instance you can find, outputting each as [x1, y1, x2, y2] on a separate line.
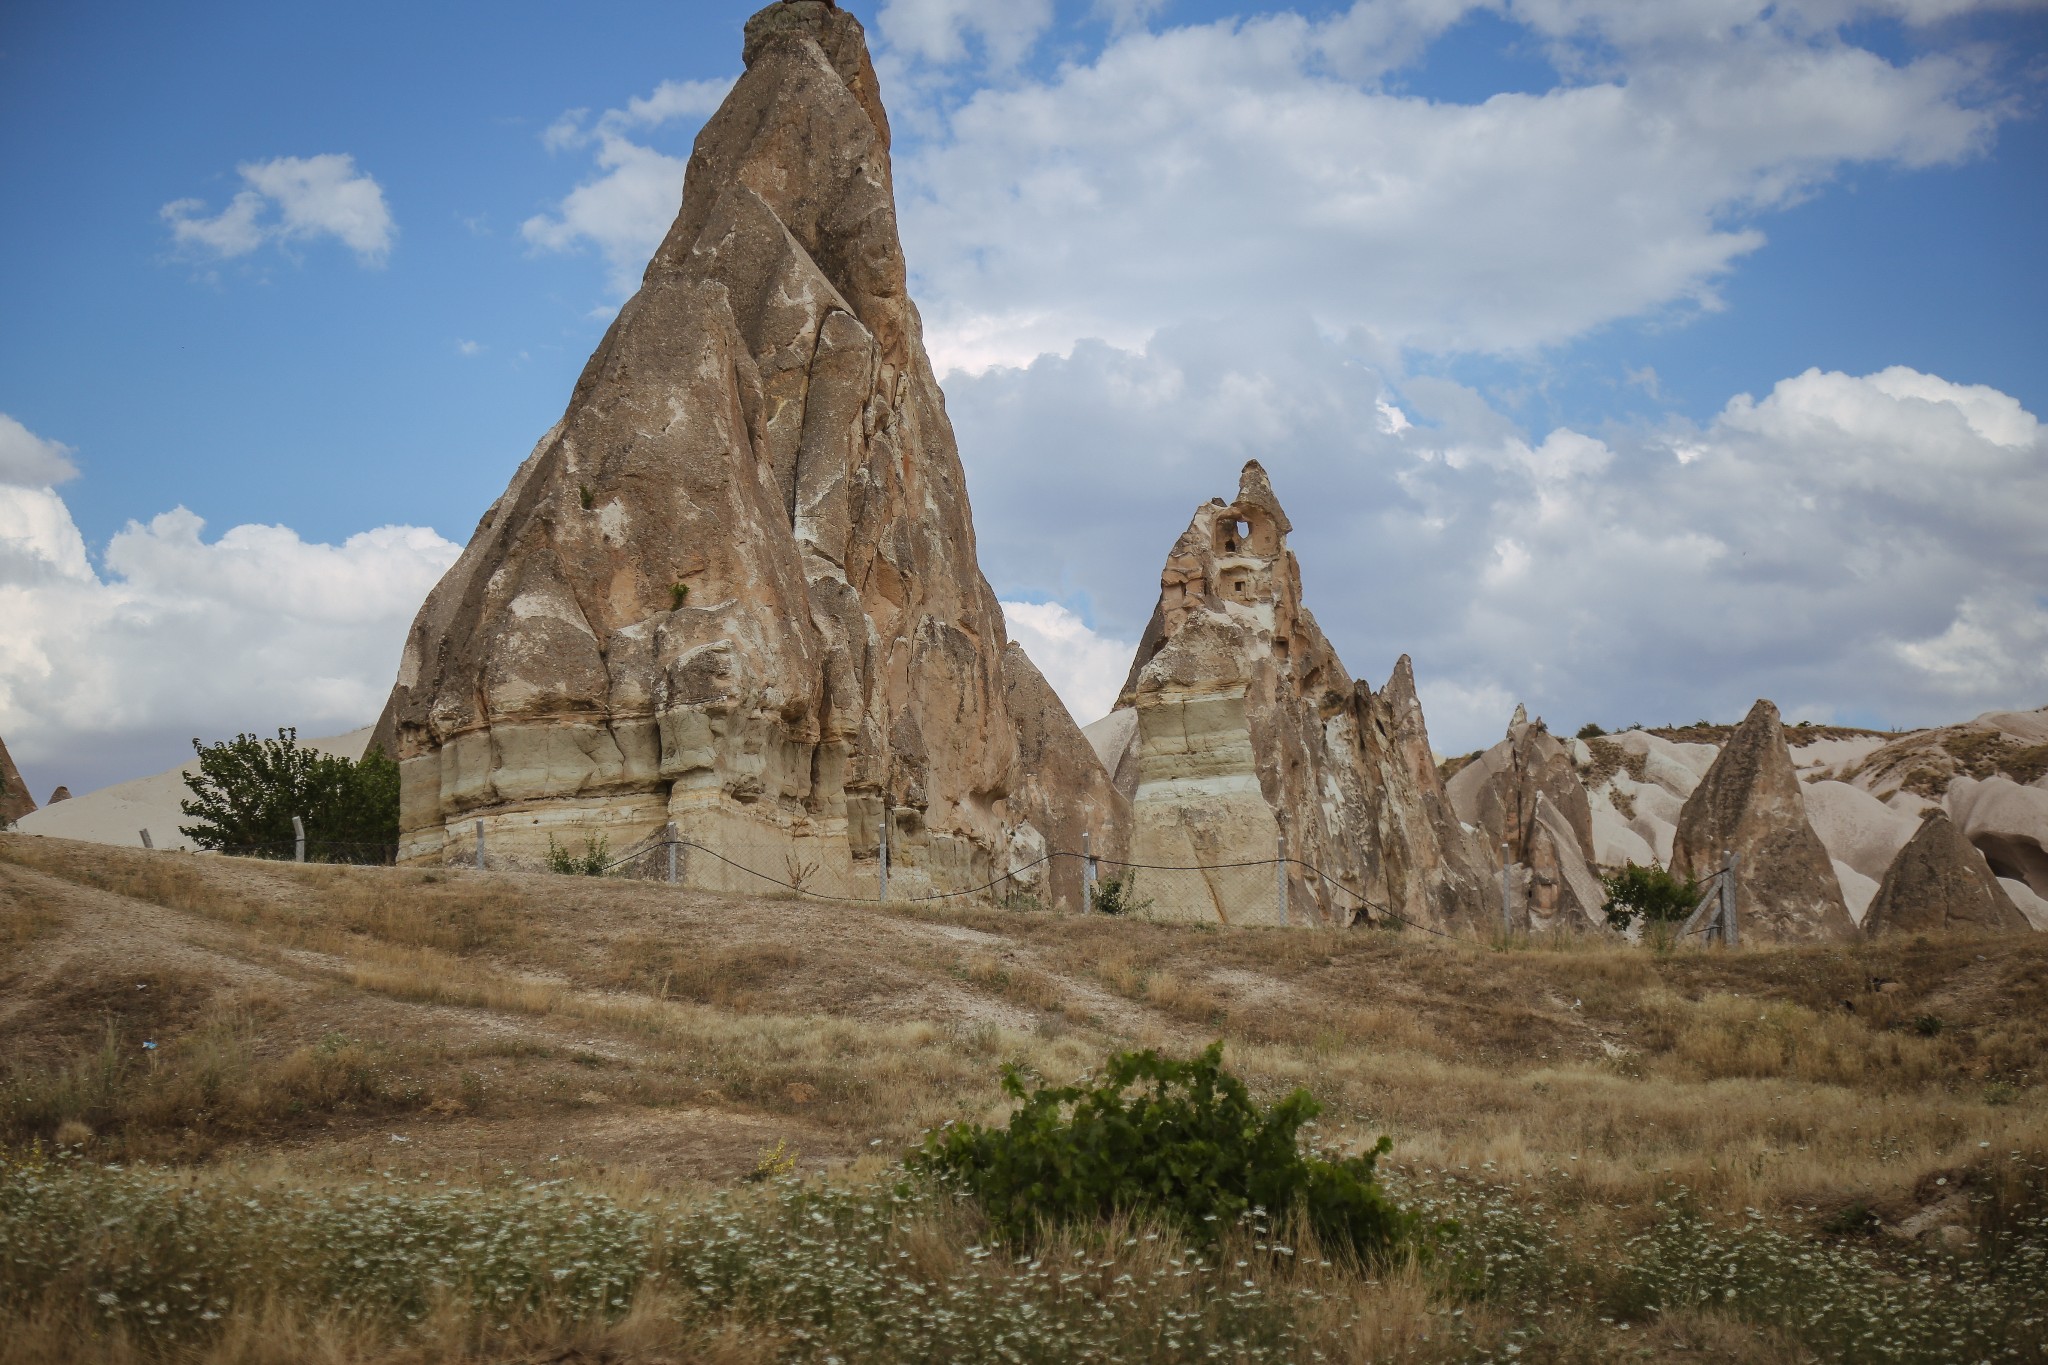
[1095, 462, 1492, 930]
[1669, 699, 1857, 942]
[0, 734, 35, 826]
[372, 1, 1118, 900]
[1449, 708, 1605, 930]
[1862, 810, 2031, 937]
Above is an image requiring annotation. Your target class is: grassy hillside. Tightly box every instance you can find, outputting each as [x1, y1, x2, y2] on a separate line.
[2, 835, 2044, 1362]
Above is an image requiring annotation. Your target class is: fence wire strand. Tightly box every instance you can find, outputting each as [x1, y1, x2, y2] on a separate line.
[169, 826, 1744, 945]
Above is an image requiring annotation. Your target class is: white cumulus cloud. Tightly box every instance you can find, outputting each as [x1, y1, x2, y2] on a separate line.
[0, 428, 458, 794]
[162, 154, 395, 265]
[523, 77, 735, 296]
[878, 0, 1058, 69]
[1002, 600, 1137, 725]
[947, 320, 2048, 753]
[0, 414, 79, 488]
[894, 1, 2005, 371]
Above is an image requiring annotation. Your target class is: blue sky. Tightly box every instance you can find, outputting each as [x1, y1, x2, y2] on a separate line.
[3, 0, 2046, 795]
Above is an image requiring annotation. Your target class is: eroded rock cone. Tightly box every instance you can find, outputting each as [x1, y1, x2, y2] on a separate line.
[1096, 462, 1492, 929]
[372, 1, 1119, 899]
[1670, 699, 1856, 942]
[1447, 708, 1604, 930]
[0, 734, 35, 826]
[1863, 810, 2030, 936]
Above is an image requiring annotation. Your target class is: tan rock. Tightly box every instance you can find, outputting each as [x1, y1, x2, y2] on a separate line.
[373, 2, 1111, 894]
[1669, 699, 1857, 942]
[1945, 776, 2048, 901]
[1448, 710, 1604, 929]
[1104, 462, 1492, 930]
[1000, 642, 1129, 913]
[1863, 810, 2030, 936]
[0, 734, 34, 826]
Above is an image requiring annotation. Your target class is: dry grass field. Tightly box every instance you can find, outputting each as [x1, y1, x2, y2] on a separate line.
[2, 833, 2044, 1363]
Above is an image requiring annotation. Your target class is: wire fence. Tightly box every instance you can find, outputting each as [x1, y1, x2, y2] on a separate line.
[135, 817, 1744, 945]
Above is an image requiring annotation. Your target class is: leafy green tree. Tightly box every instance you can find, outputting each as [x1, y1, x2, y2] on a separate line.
[1600, 861, 1701, 933]
[911, 1042, 1422, 1263]
[179, 728, 398, 861]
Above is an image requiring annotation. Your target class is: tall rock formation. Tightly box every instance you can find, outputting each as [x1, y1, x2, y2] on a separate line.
[1447, 708, 1605, 930]
[1862, 810, 2031, 937]
[1670, 699, 1857, 942]
[372, 1, 1118, 900]
[0, 734, 35, 827]
[1095, 462, 1492, 929]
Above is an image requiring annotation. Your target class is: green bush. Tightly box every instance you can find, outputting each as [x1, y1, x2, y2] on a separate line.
[1600, 862, 1701, 933]
[1576, 723, 1607, 739]
[911, 1042, 1421, 1264]
[546, 835, 612, 877]
[179, 729, 398, 860]
[1091, 869, 1151, 916]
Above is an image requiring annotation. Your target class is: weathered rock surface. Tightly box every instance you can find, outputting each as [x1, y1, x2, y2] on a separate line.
[1001, 643, 1131, 912]
[46, 786, 71, 805]
[2000, 877, 2048, 932]
[1833, 858, 1880, 924]
[371, 1, 1117, 892]
[1097, 462, 1492, 930]
[1863, 810, 2030, 936]
[1669, 699, 1857, 942]
[1844, 706, 2048, 802]
[1449, 709, 1605, 929]
[0, 734, 34, 826]
[1803, 779, 1922, 885]
[1945, 776, 2048, 902]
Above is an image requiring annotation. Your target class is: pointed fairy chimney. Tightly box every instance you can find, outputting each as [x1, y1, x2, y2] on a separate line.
[370, 1, 1119, 900]
[1094, 461, 1492, 930]
[1863, 810, 2031, 937]
[1670, 698, 1857, 942]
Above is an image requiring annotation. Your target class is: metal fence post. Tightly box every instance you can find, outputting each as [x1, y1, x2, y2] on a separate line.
[1083, 831, 1095, 913]
[1500, 841, 1513, 934]
[665, 821, 678, 885]
[476, 820, 486, 871]
[1723, 851, 1740, 947]
[879, 803, 890, 902]
[293, 815, 306, 864]
[139, 829, 153, 850]
[1276, 832, 1289, 926]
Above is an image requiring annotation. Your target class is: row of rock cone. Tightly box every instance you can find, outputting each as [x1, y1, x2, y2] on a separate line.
[365, 2, 2033, 941]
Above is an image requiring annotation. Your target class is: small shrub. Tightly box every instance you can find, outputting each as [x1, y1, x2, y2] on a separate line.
[1576, 723, 1606, 739]
[670, 582, 689, 610]
[746, 1138, 799, 1183]
[1914, 1014, 1943, 1037]
[1092, 870, 1152, 917]
[1601, 862, 1701, 934]
[578, 484, 594, 509]
[546, 835, 611, 877]
[911, 1042, 1421, 1263]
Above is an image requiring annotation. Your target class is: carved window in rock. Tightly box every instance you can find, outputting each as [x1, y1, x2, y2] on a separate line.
[1227, 574, 1253, 601]
[1215, 517, 1254, 555]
